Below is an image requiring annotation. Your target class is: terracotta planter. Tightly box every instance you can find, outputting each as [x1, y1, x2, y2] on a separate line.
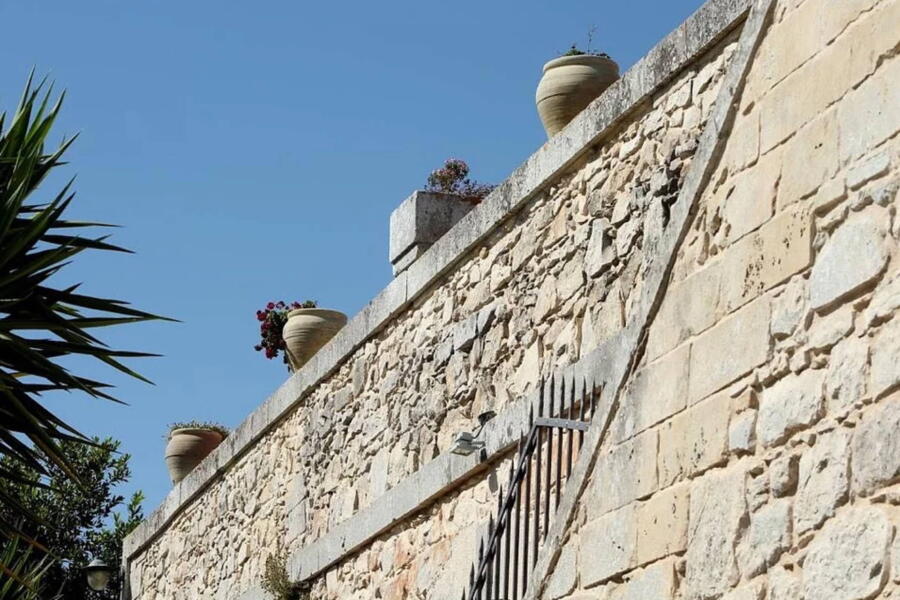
[535, 54, 620, 137]
[282, 308, 348, 371]
[165, 428, 224, 484]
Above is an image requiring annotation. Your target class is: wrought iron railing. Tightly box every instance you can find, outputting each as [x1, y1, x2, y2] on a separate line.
[461, 377, 596, 600]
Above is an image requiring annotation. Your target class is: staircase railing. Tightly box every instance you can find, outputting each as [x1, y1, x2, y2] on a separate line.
[461, 376, 595, 600]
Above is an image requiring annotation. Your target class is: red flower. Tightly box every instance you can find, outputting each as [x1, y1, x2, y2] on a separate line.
[267, 302, 275, 310]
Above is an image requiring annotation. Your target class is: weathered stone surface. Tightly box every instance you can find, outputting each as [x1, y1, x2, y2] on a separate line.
[585, 218, 616, 276]
[689, 298, 770, 402]
[757, 369, 825, 447]
[777, 110, 838, 207]
[770, 276, 805, 339]
[722, 580, 765, 600]
[802, 506, 892, 600]
[728, 409, 756, 454]
[769, 453, 799, 497]
[795, 428, 849, 534]
[592, 430, 659, 516]
[870, 318, 900, 398]
[809, 211, 888, 311]
[635, 483, 689, 566]
[736, 498, 791, 577]
[851, 393, 900, 495]
[648, 261, 721, 361]
[579, 503, 637, 587]
[826, 337, 869, 414]
[718, 204, 811, 314]
[609, 558, 677, 600]
[658, 391, 730, 486]
[389, 190, 475, 271]
[768, 565, 800, 600]
[615, 345, 690, 441]
[545, 540, 577, 599]
[684, 468, 746, 600]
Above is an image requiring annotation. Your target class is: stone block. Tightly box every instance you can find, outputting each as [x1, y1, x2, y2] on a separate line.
[809, 211, 888, 312]
[757, 369, 825, 447]
[777, 109, 839, 208]
[592, 430, 659, 516]
[718, 204, 811, 315]
[770, 276, 806, 339]
[544, 541, 577, 600]
[838, 55, 900, 163]
[722, 580, 765, 600]
[684, 468, 746, 600]
[851, 392, 900, 495]
[847, 151, 890, 190]
[802, 506, 892, 600]
[795, 428, 849, 534]
[871, 318, 900, 398]
[585, 218, 616, 277]
[768, 565, 801, 600]
[826, 337, 869, 415]
[658, 391, 730, 487]
[609, 558, 677, 600]
[689, 297, 770, 402]
[720, 146, 779, 242]
[769, 453, 799, 497]
[806, 305, 854, 352]
[389, 190, 474, 274]
[635, 483, 689, 566]
[614, 345, 690, 442]
[736, 498, 792, 577]
[579, 503, 637, 587]
[728, 409, 756, 454]
[647, 260, 721, 361]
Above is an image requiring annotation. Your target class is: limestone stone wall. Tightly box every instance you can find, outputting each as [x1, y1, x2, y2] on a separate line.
[541, 0, 900, 598]
[125, 17, 741, 600]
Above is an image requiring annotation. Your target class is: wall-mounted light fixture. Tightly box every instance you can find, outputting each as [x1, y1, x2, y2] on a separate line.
[84, 558, 114, 591]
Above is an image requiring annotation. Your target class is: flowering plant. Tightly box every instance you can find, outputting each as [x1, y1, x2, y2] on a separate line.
[254, 300, 316, 363]
[425, 158, 495, 205]
[168, 421, 229, 438]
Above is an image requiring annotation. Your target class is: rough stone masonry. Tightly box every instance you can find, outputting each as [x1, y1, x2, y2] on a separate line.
[123, 0, 900, 598]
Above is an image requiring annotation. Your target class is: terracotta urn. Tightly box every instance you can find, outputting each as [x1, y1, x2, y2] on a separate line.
[282, 308, 348, 371]
[165, 428, 224, 484]
[535, 54, 620, 137]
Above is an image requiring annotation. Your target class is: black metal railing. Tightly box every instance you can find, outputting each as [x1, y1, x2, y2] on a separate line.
[461, 376, 596, 600]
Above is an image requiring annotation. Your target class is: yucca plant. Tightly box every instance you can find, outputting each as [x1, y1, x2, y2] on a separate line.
[0, 74, 170, 543]
[0, 537, 60, 600]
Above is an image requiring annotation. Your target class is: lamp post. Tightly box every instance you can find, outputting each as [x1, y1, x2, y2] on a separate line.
[84, 558, 114, 592]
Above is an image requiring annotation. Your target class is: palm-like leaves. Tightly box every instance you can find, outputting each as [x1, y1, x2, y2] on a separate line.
[0, 75, 170, 539]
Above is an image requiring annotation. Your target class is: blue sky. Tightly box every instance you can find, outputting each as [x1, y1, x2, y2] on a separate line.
[1, 1, 704, 514]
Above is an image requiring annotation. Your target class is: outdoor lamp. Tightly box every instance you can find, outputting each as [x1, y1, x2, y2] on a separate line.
[450, 431, 485, 456]
[84, 558, 113, 591]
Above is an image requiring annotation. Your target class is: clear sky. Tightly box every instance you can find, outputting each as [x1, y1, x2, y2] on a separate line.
[1, 1, 704, 515]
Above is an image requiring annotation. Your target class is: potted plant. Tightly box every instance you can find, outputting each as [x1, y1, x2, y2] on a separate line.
[425, 158, 495, 205]
[255, 300, 347, 372]
[535, 37, 620, 137]
[165, 421, 229, 484]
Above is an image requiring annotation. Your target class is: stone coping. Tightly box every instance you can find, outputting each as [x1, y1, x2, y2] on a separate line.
[123, 0, 752, 562]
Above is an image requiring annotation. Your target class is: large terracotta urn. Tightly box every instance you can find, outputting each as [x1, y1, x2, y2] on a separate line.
[282, 308, 348, 371]
[165, 428, 224, 484]
[535, 54, 619, 137]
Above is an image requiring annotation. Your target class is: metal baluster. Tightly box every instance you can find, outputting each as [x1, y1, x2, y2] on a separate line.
[556, 378, 564, 509]
[512, 439, 521, 600]
[534, 383, 543, 561]
[504, 459, 513, 600]
[567, 378, 575, 479]
[485, 517, 494, 597]
[476, 540, 485, 600]
[579, 378, 587, 448]
[494, 486, 503, 600]
[544, 376, 553, 540]
[522, 421, 532, 593]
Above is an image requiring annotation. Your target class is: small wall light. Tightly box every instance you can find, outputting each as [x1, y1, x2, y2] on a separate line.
[450, 431, 485, 456]
[84, 558, 114, 592]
